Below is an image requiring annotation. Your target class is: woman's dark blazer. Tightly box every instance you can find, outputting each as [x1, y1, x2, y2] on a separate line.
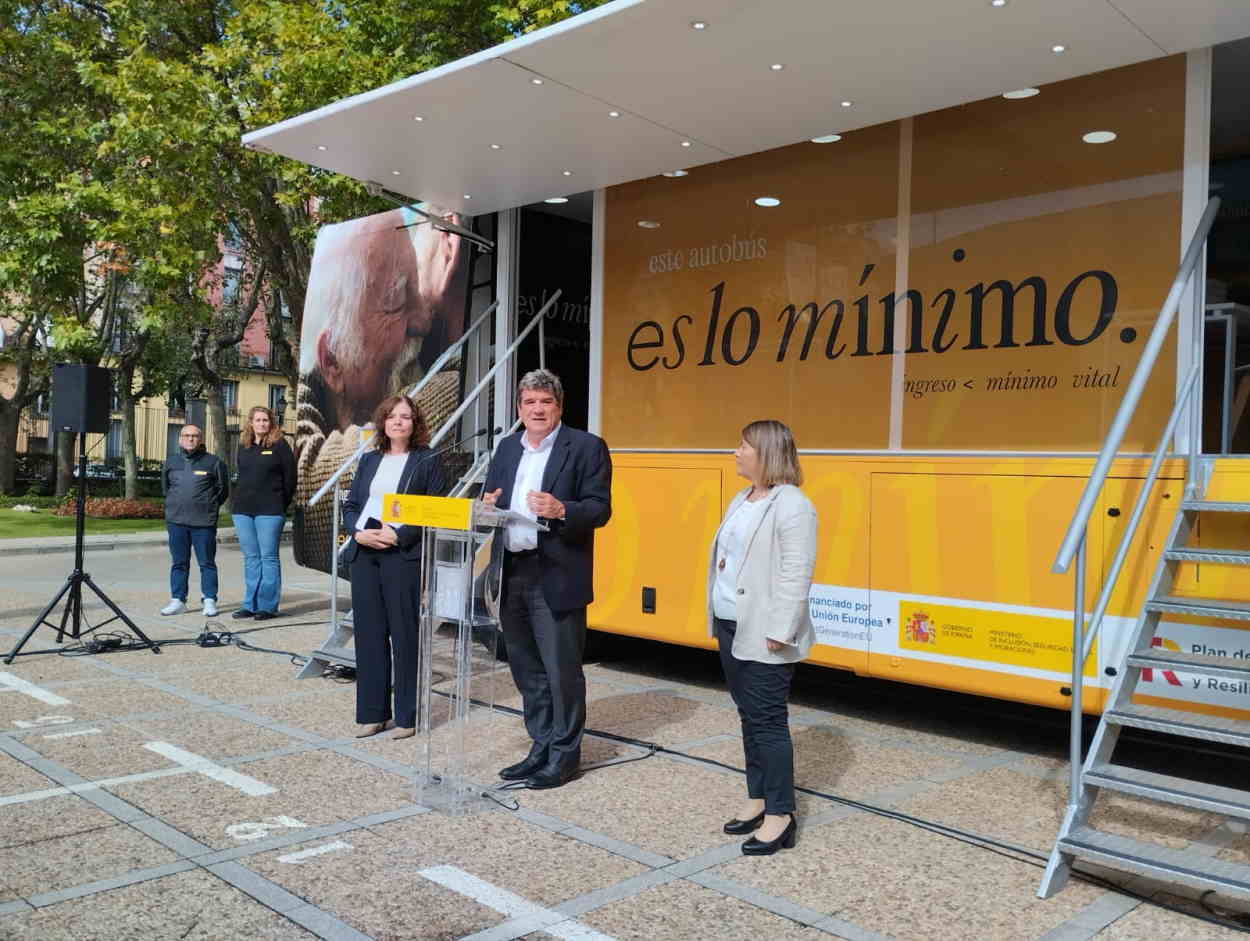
[341, 447, 449, 563]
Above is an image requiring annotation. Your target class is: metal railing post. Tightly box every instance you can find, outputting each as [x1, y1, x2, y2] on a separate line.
[1069, 532, 1087, 804]
[330, 482, 341, 632]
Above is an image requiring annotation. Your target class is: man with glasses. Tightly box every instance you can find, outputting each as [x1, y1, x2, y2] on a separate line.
[160, 425, 230, 617]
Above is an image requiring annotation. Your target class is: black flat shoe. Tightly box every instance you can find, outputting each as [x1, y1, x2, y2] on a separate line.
[252, 610, 279, 621]
[231, 609, 254, 620]
[723, 811, 765, 835]
[527, 765, 579, 790]
[499, 753, 547, 781]
[741, 815, 797, 856]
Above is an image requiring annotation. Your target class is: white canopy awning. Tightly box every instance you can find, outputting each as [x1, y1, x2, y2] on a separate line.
[242, 0, 1250, 217]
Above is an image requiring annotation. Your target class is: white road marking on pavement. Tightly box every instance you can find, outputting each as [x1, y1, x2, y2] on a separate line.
[13, 715, 75, 728]
[144, 742, 276, 796]
[43, 728, 102, 739]
[277, 839, 351, 863]
[0, 767, 188, 807]
[419, 865, 615, 941]
[225, 816, 308, 842]
[0, 673, 71, 706]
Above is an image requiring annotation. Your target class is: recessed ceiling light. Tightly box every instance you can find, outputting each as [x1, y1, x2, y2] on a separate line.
[562, 170, 573, 176]
[990, 0, 1007, 6]
[637, 220, 661, 228]
[1082, 130, 1117, 144]
[530, 78, 544, 85]
[754, 196, 781, 207]
[1002, 88, 1040, 99]
[316, 145, 327, 151]
[840, 100, 853, 108]
[680, 141, 692, 147]
[391, 170, 401, 176]
[463, 194, 472, 200]
[608, 110, 621, 118]
[1052, 44, 1066, 53]
[413, 115, 424, 122]
[662, 170, 689, 177]
[810, 134, 842, 144]
[691, 20, 707, 29]
[770, 63, 785, 71]
[545, 197, 569, 204]
[490, 144, 502, 150]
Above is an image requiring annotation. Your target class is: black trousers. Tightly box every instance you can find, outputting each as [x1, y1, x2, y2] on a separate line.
[350, 546, 419, 728]
[502, 552, 587, 771]
[716, 617, 797, 815]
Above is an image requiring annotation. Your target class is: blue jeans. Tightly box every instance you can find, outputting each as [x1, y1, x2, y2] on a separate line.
[232, 514, 285, 613]
[167, 523, 218, 602]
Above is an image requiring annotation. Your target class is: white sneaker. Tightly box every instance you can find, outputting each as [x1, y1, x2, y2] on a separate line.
[160, 599, 186, 616]
[203, 598, 219, 618]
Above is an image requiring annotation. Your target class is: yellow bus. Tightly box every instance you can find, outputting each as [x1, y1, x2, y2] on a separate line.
[246, 5, 1250, 720]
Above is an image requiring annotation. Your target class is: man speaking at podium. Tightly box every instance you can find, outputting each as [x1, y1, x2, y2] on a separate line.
[482, 369, 612, 789]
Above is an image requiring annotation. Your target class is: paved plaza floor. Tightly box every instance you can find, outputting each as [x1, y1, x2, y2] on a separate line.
[0, 541, 1247, 940]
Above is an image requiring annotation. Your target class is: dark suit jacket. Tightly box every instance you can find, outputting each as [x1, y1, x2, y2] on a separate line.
[483, 425, 612, 612]
[341, 447, 449, 563]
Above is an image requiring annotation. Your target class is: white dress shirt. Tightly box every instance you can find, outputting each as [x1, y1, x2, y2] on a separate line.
[356, 452, 407, 532]
[505, 424, 561, 552]
[711, 496, 769, 620]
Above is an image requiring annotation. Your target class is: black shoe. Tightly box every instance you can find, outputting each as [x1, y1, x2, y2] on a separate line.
[499, 753, 547, 781]
[527, 764, 579, 790]
[741, 815, 797, 856]
[252, 610, 279, 621]
[723, 811, 765, 835]
[231, 609, 255, 620]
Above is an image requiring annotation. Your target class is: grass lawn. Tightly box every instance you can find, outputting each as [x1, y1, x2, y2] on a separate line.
[0, 509, 234, 540]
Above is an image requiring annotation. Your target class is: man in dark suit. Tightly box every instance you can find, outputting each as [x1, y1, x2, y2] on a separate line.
[482, 369, 612, 789]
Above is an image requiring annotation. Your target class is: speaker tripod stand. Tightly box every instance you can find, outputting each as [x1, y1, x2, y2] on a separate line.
[4, 432, 160, 663]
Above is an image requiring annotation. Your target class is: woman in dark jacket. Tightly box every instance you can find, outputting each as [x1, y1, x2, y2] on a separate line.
[231, 406, 297, 621]
[342, 394, 447, 739]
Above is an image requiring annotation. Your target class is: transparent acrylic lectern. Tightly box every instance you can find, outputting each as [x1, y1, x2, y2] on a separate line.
[382, 494, 545, 815]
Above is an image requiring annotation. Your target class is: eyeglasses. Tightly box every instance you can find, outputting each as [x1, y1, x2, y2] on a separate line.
[180, 433, 201, 439]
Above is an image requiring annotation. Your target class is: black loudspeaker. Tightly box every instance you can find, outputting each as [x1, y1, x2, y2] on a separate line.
[50, 364, 112, 434]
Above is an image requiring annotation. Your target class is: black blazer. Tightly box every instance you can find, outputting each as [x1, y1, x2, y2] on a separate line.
[483, 426, 612, 612]
[341, 447, 448, 563]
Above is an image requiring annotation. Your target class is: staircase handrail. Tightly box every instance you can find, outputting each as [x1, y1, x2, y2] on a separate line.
[1052, 196, 1221, 575]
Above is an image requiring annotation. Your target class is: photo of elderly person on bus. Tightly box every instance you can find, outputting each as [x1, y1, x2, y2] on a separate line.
[293, 206, 471, 573]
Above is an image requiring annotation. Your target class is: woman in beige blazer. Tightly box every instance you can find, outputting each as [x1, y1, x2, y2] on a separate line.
[707, 419, 817, 856]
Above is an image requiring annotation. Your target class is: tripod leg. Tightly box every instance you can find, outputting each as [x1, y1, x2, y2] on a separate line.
[81, 575, 161, 654]
[4, 577, 74, 664]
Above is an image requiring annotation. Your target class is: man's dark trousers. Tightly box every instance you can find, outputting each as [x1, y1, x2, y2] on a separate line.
[502, 552, 586, 771]
[167, 523, 218, 602]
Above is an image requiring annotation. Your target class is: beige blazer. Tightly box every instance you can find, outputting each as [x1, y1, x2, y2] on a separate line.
[706, 484, 818, 664]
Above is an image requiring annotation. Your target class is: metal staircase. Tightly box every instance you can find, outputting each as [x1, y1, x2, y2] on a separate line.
[294, 288, 560, 680]
[1038, 197, 1250, 899]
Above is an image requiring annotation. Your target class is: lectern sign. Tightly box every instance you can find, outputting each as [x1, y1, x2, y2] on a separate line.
[383, 495, 474, 531]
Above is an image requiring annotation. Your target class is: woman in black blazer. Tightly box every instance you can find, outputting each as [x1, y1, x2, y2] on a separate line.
[342, 394, 447, 739]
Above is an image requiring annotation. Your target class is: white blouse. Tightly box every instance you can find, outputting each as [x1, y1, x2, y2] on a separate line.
[711, 496, 769, 621]
[356, 453, 408, 531]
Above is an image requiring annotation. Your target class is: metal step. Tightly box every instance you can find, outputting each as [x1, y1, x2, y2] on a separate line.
[1145, 596, 1250, 621]
[1165, 548, 1250, 566]
[1127, 647, 1250, 681]
[310, 645, 356, 667]
[1085, 763, 1250, 820]
[1182, 500, 1250, 513]
[1060, 826, 1250, 900]
[1105, 703, 1250, 747]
